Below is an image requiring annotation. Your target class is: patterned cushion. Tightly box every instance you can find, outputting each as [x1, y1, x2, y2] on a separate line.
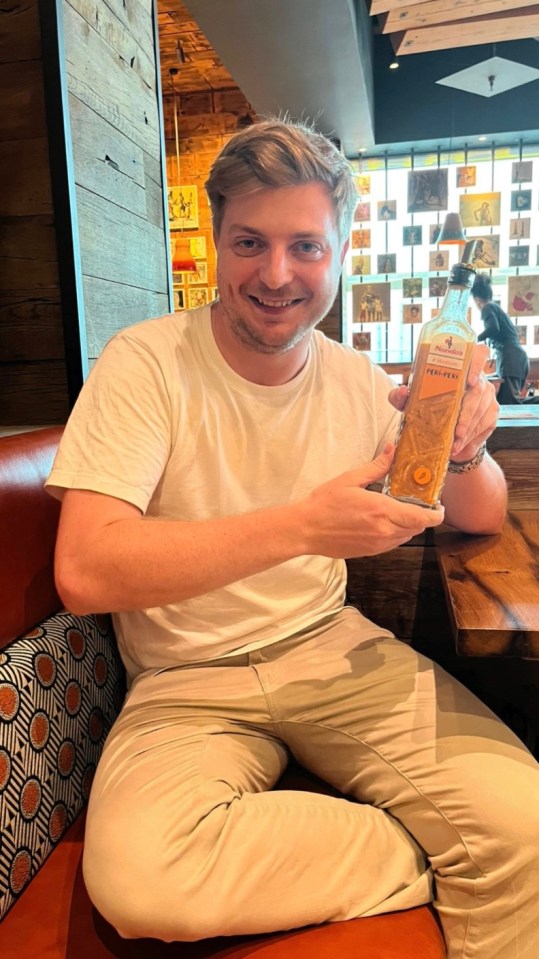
[0, 611, 125, 920]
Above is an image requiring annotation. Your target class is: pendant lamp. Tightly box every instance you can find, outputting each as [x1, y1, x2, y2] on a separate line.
[169, 67, 196, 273]
[437, 212, 466, 245]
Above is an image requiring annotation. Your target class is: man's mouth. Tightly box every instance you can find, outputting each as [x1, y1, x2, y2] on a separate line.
[249, 294, 302, 310]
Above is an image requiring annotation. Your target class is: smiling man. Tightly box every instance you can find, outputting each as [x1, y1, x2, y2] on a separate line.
[47, 119, 538, 958]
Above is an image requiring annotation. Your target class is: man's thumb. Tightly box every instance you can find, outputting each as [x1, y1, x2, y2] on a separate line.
[357, 443, 395, 488]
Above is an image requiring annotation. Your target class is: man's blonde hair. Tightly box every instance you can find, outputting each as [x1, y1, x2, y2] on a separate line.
[205, 118, 358, 243]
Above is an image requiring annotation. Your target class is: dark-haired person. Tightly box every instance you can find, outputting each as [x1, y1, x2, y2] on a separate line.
[472, 273, 529, 404]
[47, 119, 538, 957]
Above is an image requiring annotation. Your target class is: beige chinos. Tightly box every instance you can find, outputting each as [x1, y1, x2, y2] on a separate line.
[83, 608, 539, 957]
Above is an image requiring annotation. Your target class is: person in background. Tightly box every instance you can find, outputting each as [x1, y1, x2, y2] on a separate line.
[472, 272, 530, 404]
[46, 119, 538, 958]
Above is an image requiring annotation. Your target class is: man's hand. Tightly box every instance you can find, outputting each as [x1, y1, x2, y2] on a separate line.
[388, 344, 499, 463]
[299, 446, 444, 559]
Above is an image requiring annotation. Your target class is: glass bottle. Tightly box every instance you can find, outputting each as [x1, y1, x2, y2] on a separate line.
[383, 245, 477, 509]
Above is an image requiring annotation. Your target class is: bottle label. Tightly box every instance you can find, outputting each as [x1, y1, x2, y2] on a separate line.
[418, 333, 468, 400]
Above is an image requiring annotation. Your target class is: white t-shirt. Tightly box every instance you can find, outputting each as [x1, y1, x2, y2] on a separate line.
[46, 307, 399, 682]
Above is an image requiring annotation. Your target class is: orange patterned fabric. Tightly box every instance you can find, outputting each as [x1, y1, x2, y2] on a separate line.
[0, 610, 125, 920]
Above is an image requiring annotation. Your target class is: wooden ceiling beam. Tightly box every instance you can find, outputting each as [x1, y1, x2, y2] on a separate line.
[380, 0, 539, 32]
[394, 6, 539, 52]
[371, 0, 432, 15]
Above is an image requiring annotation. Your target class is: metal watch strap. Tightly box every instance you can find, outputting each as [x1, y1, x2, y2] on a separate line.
[447, 443, 487, 474]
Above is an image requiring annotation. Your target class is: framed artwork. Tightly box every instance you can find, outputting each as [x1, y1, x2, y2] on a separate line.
[351, 229, 371, 250]
[403, 277, 422, 298]
[211, 287, 219, 300]
[509, 246, 529, 267]
[429, 250, 449, 271]
[511, 190, 532, 212]
[429, 223, 441, 244]
[403, 304, 422, 324]
[355, 174, 370, 196]
[351, 254, 371, 276]
[471, 235, 500, 269]
[187, 261, 208, 285]
[173, 287, 185, 311]
[508, 275, 539, 317]
[510, 218, 531, 239]
[172, 271, 186, 285]
[378, 200, 397, 220]
[456, 166, 476, 188]
[168, 185, 198, 230]
[354, 202, 371, 223]
[352, 331, 371, 351]
[377, 253, 396, 274]
[534, 325, 539, 346]
[352, 282, 391, 324]
[515, 326, 527, 345]
[429, 276, 447, 298]
[190, 236, 207, 259]
[188, 287, 209, 309]
[512, 161, 533, 183]
[459, 192, 501, 227]
[407, 168, 448, 213]
[402, 225, 422, 246]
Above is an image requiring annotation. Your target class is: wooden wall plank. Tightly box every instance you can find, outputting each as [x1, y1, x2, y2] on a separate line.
[67, 0, 156, 90]
[76, 188, 168, 291]
[0, 139, 53, 216]
[0, 361, 70, 424]
[64, 1, 161, 160]
[0, 291, 65, 361]
[83, 275, 169, 358]
[382, 0, 539, 32]
[396, 8, 539, 52]
[0, 60, 47, 140]
[0, 0, 42, 63]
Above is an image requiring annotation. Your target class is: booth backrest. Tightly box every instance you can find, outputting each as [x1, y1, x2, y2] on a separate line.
[0, 427, 64, 648]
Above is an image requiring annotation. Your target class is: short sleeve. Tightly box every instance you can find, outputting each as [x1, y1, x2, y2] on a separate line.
[46, 330, 174, 513]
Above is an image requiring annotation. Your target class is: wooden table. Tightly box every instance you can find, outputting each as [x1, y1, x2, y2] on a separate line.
[436, 511, 539, 659]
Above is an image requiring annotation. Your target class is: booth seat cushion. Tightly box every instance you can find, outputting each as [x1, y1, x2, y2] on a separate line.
[0, 609, 124, 920]
[0, 810, 446, 959]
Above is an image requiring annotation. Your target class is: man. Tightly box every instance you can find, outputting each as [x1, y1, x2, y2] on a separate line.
[472, 272, 530, 404]
[47, 120, 538, 957]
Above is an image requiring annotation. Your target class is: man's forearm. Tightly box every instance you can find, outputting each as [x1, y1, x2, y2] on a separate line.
[442, 453, 507, 534]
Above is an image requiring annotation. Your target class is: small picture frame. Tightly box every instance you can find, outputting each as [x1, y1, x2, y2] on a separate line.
[429, 223, 441, 245]
[402, 225, 422, 246]
[172, 271, 186, 285]
[351, 229, 371, 250]
[429, 277, 447, 298]
[168, 185, 198, 230]
[515, 325, 527, 345]
[403, 277, 422, 298]
[188, 288, 209, 309]
[456, 166, 476, 188]
[190, 236, 207, 259]
[403, 304, 422, 324]
[510, 218, 531, 240]
[377, 253, 396, 274]
[354, 202, 371, 223]
[354, 174, 371, 196]
[378, 200, 397, 221]
[512, 161, 533, 183]
[429, 250, 449, 271]
[351, 254, 371, 276]
[352, 331, 371, 351]
[511, 190, 532, 212]
[173, 287, 185, 311]
[187, 261, 208, 285]
[509, 246, 530, 267]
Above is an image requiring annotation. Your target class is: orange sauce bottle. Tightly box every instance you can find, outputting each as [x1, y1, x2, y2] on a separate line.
[383, 256, 477, 509]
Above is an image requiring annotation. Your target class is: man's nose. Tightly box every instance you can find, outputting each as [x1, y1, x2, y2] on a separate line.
[258, 248, 294, 289]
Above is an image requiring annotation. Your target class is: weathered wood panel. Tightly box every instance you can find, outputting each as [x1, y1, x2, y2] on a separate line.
[0, 291, 65, 361]
[0, 362, 70, 423]
[0, 0, 42, 63]
[83, 275, 169, 357]
[64, 1, 161, 160]
[76, 188, 168, 290]
[0, 60, 47, 139]
[0, 138, 53, 217]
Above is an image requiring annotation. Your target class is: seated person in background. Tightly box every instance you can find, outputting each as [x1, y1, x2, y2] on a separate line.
[46, 119, 539, 958]
[472, 272, 530, 404]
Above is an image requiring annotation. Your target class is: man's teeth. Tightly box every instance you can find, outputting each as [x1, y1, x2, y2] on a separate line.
[256, 297, 295, 307]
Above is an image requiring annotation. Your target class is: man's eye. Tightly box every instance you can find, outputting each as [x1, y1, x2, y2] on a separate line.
[234, 238, 261, 255]
[296, 242, 322, 257]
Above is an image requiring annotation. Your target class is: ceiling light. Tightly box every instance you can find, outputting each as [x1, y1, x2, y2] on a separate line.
[436, 56, 539, 98]
[389, 60, 399, 70]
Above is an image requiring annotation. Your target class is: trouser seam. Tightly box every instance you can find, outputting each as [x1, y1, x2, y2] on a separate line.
[279, 717, 487, 881]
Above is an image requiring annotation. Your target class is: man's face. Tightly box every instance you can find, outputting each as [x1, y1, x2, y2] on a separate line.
[213, 182, 347, 355]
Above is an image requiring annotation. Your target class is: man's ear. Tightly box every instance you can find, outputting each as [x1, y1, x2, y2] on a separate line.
[340, 238, 350, 265]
